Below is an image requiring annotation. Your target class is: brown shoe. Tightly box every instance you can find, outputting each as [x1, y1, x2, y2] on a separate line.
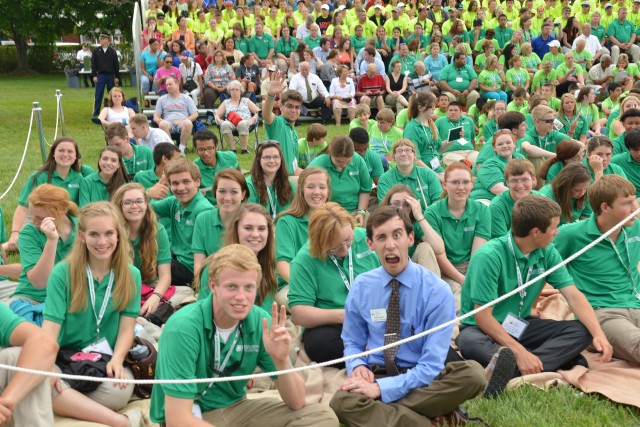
[431, 407, 491, 427]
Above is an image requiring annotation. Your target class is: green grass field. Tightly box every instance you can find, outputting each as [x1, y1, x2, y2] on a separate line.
[1, 75, 639, 427]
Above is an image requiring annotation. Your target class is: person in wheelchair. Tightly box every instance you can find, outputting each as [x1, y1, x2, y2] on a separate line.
[213, 80, 261, 154]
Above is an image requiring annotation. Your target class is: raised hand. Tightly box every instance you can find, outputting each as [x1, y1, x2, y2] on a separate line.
[267, 71, 287, 97]
[262, 303, 291, 363]
[39, 217, 59, 241]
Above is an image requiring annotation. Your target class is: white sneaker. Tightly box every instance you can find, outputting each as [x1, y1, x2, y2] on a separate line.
[123, 407, 143, 427]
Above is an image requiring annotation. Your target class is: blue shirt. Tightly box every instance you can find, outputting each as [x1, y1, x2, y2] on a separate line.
[531, 34, 556, 60]
[359, 58, 387, 76]
[342, 260, 455, 403]
[424, 54, 448, 80]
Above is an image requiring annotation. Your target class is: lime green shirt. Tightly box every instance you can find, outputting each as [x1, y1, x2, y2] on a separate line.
[123, 144, 154, 177]
[435, 115, 476, 152]
[79, 173, 110, 207]
[538, 184, 592, 224]
[266, 116, 299, 175]
[369, 125, 404, 156]
[288, 227, 380, 310]
[505, 68, 530, 88]
[150, 297, 277, 423]
[0, 207, 6, 281]
[377, 165, 442, 212]
[403, 118, 443, 173]
[297, 138, 328, 169]
[531, 69, 558, 91]
[426, 197, 491, 264]
[18, 166, 93, 206]
[461, 232, 574, 325]
[44, 262, 142, 350]
[13, 216, 78, 304]
[521, 53, 541, 71]
[478, 69, 504, 94]
[612, 152, 640, 198]
[246, 177, 295, 220]
[577, 103, 599, 126]
[542, 52, 565, 69]
[191, 208, 226, 257]
[195, 152, 239, 205]
[308, 154, 372, 212]
[131, 223, 172, 280]
[349, 118, 376, 132]
[152, 192, 214, 271]
[0, 303, 25, 347]
[554, 216, 640, 309]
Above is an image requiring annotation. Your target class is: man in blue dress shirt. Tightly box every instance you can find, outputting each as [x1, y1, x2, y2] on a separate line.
[329, 206, 487, 426]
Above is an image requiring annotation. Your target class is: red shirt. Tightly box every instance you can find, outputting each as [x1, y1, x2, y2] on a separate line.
[357, 74, 385, 95]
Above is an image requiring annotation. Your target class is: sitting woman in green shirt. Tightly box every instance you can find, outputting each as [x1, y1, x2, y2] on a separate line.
[380, 184, 444, 276]
[471, 130, 522, 202]
[584, 136, 627, 183]
[613, 54, 637, 92]
[79, 147, 129, 207]
[43, 202, 141, 426]
[9, 137, 92, 251]
[288, 202, 379, 367]
[113, 183, 172, 317]
[274, 167, 330, 306]
[10, 184, 78, 325]
[426, 163, 491, 312]
[247, 141, 295, 221]
[537, 138, 585, 185]
[557, 93, 589, 144]
[192, 168, 248, 275]
[196, 204, 278, 312]
[576, 87, 606, 137]
[539, 163, 592, 225]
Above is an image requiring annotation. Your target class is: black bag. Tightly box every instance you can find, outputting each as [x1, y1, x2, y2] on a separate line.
[145, 299, 175, 326]
[56, 348, 112, 393]
[183, 64, 198, 92]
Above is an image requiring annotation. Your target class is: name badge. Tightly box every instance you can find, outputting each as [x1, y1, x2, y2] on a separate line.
[430, 157, 441, 170]
[456, 77, 463, 83]
[370, 308, 387, 322]
[82, 337, 114, 356]
[192, 403, 203, 419]
[457, 138, 469, 146]
[502, 312, 529, 340]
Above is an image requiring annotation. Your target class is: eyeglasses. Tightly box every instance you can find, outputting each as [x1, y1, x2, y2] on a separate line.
[539, 118, 555, 123]
[447, 180, 473, 186]
[328, 236, 355, 254]
[395, 148, 414, 154]
[390, 201, 410, 209]
[283, 104, 301, 110]
[196, 146, 215, 153]
[164, 60, 173, 63]
[261, 155, 281, 161]
[507, 177, 533, 185]
[259, 140, 280, 146]
[121, 199, 147, 208]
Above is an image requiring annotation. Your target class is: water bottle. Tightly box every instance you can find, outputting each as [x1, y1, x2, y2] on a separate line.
[129, 344, 150, 360]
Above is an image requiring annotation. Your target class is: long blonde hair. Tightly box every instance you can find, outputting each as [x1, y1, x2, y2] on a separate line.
[67, 202, 135, 313]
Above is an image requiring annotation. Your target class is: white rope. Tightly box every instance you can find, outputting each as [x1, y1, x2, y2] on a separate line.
[1, 206, 639, 384]
[0, 109, 35, 201]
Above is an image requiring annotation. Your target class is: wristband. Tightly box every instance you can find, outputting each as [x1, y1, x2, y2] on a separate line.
[268, 94, 276, 99]
[11, 230, 19, 234]
[357, 210, 367, 217]
[153, 291, 163, 299]
[415, 217, 425, 222]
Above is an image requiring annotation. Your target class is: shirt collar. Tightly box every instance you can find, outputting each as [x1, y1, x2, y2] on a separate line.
[202, 293, 215, 339]
[379, 260, 417, 289]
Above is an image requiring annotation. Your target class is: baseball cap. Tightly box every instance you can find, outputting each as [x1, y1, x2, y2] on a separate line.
[374, 4, 383, 9]
[397, 2, 406, 7]
[321, 4, 330, 10]
[547, 40, 561, 47]
[605, 3, 613, 8]
[156, 12, 165, 17]
[337, 5, 346, 11]
[456, 3, 464, 9]
[268, 65, 277, 72]
[581, 1, 590, 6]
[473, 18, 483, 26]
[99, 33, 110, 39]
[392, 7, 399, 12]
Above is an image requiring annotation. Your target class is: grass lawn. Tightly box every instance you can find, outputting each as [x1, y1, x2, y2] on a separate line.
[1, 75, 639, 427]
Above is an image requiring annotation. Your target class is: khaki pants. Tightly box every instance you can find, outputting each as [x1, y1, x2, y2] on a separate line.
[0, 347, 55, 426]
[411, 242, 441, 278]
[330, 360, 485, 427]
[442, 150, 478, 168]
[443, 90, 480, 112]
[442, 261, 469, 316]
[595, 307, 640, 364]
[202, 397, 339, 426]
[53, 365, 135, 411]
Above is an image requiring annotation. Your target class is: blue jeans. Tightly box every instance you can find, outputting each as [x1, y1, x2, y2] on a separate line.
[93, 73, 115, 116]
[481, 91, 508, 102]
[379, 153, 390, 172]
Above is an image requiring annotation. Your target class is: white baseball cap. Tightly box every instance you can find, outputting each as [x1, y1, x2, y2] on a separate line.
[321, 4, 330, 10]
[547, 40, 561, 47]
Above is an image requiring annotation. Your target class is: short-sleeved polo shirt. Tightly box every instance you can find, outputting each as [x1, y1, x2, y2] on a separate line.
[266, 116, 299, 175]
[439, 64, 478, 92]
[538, 184, 593, 224]
[611, 152, 640, 197]
[377, 165, 442, 212]
[195, 151, 239, 205]
[123, 144, 154, 177]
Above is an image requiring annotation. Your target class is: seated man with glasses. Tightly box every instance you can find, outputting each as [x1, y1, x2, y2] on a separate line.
[520, 105, 570, 170]
[264, 71, 304, 176]
[192, 129, 240, 205]
[151, 244, 339, 427]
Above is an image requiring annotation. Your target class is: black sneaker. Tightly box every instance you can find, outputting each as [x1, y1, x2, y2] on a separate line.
[432, 407, 491, 426]
[241, 149, 249, 154]
[559, 354, 589, 371]
[484, 347, 517, 398]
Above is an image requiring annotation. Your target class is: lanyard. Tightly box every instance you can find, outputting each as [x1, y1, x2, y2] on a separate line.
[329, 247, 353, 291]
[85, 267, 115, 339]
[415, 174, 428, 209]
[266, 186, 277, 220]
[196, 325, 241, 402]
[608, 229, 640, 300]
[421, 123, 436, 157]
[507, 234, 533, 317]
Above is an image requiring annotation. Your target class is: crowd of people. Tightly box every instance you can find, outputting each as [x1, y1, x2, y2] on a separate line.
[2, 0, 640, 425]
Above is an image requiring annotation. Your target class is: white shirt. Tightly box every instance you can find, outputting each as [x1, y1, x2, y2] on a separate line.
[572, 34, 602, 57]
[329, 77, 356, 98]
[587, 64, 614, 85]
[179, 62, 203, 86]
[296, 23, 311, 40]
[288, 72, 329, 102]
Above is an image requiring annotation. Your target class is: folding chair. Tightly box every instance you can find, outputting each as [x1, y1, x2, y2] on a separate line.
[211, 111, 262, 153]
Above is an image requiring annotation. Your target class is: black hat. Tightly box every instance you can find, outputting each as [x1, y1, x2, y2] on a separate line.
[473, 18, 483, 26]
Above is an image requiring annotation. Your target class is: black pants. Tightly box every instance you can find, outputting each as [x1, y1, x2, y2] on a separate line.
[171, 254, 194, 287]
[304, 96, 332, 122]
[303, 324, 345, 369]
[456, 317, 592, 376]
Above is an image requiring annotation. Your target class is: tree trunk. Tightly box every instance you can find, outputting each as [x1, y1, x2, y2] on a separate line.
[12, 31, 30, 73]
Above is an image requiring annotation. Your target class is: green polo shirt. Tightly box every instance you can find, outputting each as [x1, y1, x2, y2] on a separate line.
[131, 223, 172, 279]
[0, 303, 25, 347]
[79, 173, 109, 207]
[611, 153, 640, 197]
[482, 120, 499, 151]
[461, 232, 574, 326]
[152, 192, 214, 271]
[591, 24, 607, 40]
[248, 33, 275, 59]
[13, 216, 78, 304]
[583, 158, 627, 182]
[361, 149, 385, 180]
[308, 153, 372, 212]
[192, 208, 226, 258]
[288, 227, 380, 310]
[18, 167, 92, 206]
[44, 262, 142, 350]
[475, 138, 526, 172]
[489, 191, 517, 239]
[303, 35, 321, 50]
[435, 115, 476, 152]
[195, 152, 239, 205]
[266, 116, 299, 175]
[538, 184, 593, 224]
[555, 216, 640, 309]
[132, 168, 161, 189]
[608, 19, 636, 44]
[403, 118, 444, 173]
[426, 197, 492, 264]
[557, 114, 589, 141]
[387, 54, 416, 74]
[275, 36, 299, 57]
[275, 214, 310, 289]
[521, 128, 570, 153]
[150, 296, 277, 423]
[440, 64, 478, 93]
[246, 177, 295, 220]
[612, 133, 627, 156]
[545, 161, 564, 182]
[297, 138, 327, 169]
[123, 144, 154, 177]
[471, 155, 524, 201]
[377, 165, 442, 212]
[494, 26, 514, 48]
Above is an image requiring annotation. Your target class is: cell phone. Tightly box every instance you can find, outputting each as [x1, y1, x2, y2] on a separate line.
[70, 352, 102, 362]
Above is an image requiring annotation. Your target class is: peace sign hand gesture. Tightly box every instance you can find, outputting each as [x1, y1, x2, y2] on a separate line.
[262, 303, 291, 364]
[267, 71, 287, 97]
